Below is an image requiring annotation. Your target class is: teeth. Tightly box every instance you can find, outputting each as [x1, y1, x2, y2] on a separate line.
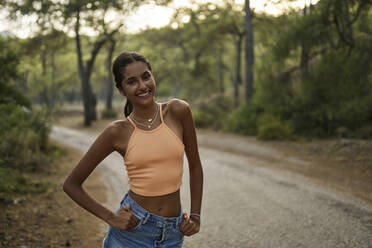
[138, 91, 149, 96]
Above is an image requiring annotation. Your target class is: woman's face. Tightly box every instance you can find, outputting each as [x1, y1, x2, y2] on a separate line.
[119, 61, 156, 105]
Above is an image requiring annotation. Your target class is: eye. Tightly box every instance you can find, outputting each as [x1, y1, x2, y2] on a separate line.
[142, 72, 151, 80]
[127, 79, 136, 85]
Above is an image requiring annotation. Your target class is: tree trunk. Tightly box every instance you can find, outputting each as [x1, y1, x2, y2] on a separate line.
[301, 2, 314, 81]
[105, 39, 115, 110]
[232, 71, 239, 108]
[236, 34, 243, 87]
[245, 0, 254, 104]
[75, 11, 91, 126]
[75, 10, 109, 126]
[233, 34, 243, 108]
[191, 12, 202, 78]
[41, 50, 49, 107]
[51, 50, 56, 108]
[217, 47, 225, 93]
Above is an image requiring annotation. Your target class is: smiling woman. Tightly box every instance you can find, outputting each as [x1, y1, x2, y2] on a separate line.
[62, 51, 204, 247]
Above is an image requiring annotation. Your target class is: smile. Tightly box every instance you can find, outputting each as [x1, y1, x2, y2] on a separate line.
[137, 90, 150, 97]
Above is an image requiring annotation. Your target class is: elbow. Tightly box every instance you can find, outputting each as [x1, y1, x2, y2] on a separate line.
[62, 179, 70, 194]
[62, 178, 76, 195]
[63, 177, 82, 195]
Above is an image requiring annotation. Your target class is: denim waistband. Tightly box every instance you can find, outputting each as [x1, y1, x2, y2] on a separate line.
[122, 192, 184, 228]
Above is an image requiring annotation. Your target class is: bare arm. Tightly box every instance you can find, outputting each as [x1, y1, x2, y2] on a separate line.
[63, 123, 137, 229]
[173, 99, 204, 236]
[182, 102, 203, 216]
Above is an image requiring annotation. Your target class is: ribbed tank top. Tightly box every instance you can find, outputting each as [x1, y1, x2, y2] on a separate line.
[124, 103, 185, 196]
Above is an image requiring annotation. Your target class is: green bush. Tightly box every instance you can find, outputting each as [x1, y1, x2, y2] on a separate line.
[193, 109, 212, 128]
[0, 167, 53, 204]
[193, 96, 235, 130]
[101, 108, 118, 119]
[257, 114, 294, 140]
[223, 104, 262, 135]
[0, 103, 51, 171]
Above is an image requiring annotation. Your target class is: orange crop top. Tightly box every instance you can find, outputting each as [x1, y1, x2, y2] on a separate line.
[124, 103, 185, 196]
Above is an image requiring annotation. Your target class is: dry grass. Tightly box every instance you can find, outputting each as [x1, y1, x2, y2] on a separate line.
[0, 141, 108, 247]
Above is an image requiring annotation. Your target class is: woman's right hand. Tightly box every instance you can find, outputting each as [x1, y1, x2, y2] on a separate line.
[106, 205, 140, 230]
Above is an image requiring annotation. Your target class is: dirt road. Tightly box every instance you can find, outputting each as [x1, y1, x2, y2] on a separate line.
[51, 126, 372, 248]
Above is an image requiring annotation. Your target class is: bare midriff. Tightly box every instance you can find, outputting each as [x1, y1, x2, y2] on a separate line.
[129, 189, 181, 218]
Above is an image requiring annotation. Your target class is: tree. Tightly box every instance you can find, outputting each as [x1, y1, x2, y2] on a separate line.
[105, 37, 116, 110]
[24, 30, 67, 108]
[215, 2, 245, 107]
[2, 0, 172, 125]
[0, 37, 30, 108]
[245, 0, 254, 104]
[257, 0, 372, 136]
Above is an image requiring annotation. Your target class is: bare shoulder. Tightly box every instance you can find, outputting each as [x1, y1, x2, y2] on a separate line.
[167, 98, 191, 117]
[101, 119, 133, 140]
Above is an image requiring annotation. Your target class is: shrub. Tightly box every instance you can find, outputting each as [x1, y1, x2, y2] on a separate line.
[257, 114, 294, 140]
[101, 108, 118, 119]
[0, 103, 51, 171]
[0, 167, 53, 204]
[193, 96, 235, 130]
[223, 104, 262, 135]
[193, 109, 212, 128]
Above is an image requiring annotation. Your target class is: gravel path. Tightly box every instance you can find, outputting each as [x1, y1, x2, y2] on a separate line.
[51, 126, 372, 248]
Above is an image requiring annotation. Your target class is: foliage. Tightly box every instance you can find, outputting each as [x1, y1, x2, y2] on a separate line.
[1, 0, 372, 139]
[0, 167, 54, 204]
[0, 38, 31, 107]
[0, 38, 56, 204]
[251, 0, 372, 139]
[288, 49, 371, 137]
[257, 113, 294, 141]
[223, 104, 262, 135]
[0, 104, 52, 171]
[192, 95, 235, 130]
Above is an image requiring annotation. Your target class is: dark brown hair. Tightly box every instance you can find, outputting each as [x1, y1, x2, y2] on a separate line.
[112, 52, 152, 117]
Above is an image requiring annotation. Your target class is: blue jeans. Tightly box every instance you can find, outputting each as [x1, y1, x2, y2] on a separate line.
[103, 192, 185, 247]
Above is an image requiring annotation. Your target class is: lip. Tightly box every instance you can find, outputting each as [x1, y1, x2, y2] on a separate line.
[136, 90, 151, 97]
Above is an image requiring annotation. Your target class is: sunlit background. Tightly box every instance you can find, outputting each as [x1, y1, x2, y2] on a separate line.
[1, 0, 318, 38]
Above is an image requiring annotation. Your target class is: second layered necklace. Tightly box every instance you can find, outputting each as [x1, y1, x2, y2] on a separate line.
[129, 103, 159, 129]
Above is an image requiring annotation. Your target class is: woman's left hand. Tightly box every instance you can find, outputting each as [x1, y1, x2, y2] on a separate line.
[179, 214, 200, 236]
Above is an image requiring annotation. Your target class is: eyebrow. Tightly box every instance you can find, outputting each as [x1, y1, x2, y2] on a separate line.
[126, 71, 150, 81]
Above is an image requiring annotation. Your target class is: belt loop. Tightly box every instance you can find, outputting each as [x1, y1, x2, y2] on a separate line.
[143, 212, 150, 225]
[177, 215, 181, 226]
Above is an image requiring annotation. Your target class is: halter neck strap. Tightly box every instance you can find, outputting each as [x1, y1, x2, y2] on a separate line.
[159, 103, 164, 123]
[127, 115, 136, 129]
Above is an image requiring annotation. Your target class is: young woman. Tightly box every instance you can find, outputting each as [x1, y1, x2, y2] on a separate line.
[63, 52, 203, 247]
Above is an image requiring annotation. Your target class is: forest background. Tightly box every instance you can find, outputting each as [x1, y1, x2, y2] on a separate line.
[2, 0, 372, 139]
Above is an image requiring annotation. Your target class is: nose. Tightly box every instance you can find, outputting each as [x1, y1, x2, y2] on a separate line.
[138, 78, 148, 90]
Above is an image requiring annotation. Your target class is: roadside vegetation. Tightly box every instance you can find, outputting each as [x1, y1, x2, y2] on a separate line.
[0, 38, 106, 247]
[0, 38, 57, 205]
